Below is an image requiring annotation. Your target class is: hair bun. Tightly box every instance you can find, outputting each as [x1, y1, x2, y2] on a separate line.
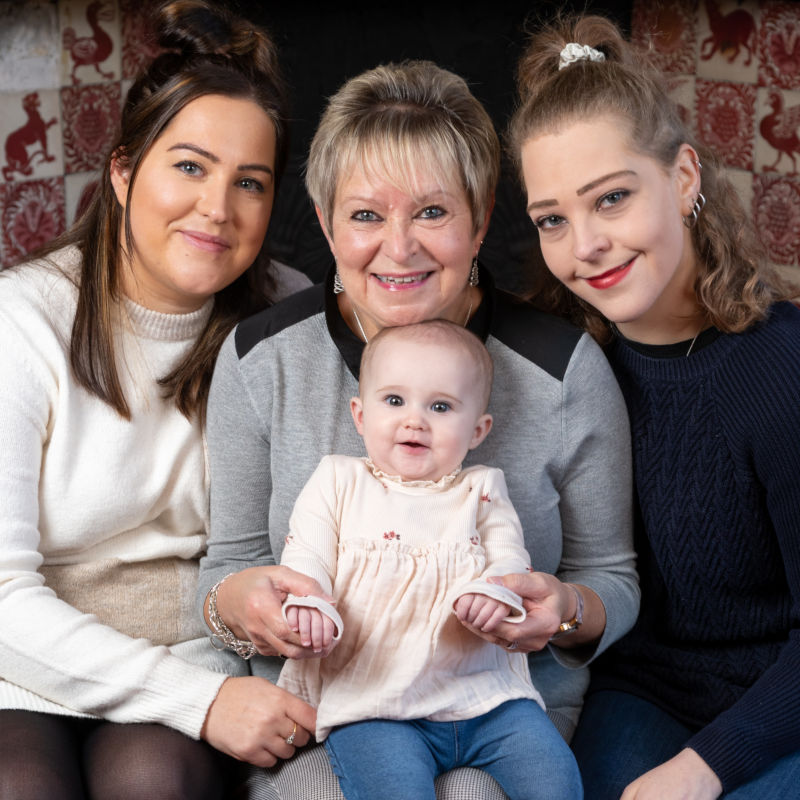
[157, 0, 242, 57]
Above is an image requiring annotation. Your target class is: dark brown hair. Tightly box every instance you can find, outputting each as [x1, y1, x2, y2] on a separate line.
[27, 0, 288, 422]
[509, 14, 795, 344]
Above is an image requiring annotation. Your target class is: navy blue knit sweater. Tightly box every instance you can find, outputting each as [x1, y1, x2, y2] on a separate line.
[591, 302, 800, 791]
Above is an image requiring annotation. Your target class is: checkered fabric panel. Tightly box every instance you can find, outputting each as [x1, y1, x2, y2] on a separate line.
[244, 744, 509, 800]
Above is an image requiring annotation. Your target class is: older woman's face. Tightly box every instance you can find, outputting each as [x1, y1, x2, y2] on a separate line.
[320, 163, 487, 340]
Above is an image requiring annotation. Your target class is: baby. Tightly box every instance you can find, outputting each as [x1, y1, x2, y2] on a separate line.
[278, 319, 581, 800]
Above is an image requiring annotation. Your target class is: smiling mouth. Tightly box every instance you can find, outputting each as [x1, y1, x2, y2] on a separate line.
[375, 272, 432, 286]
[585, 257, 634, 289]
[182, 230, 230, 252]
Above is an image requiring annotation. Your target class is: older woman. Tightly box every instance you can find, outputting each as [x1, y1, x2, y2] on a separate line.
[198, 60, 639, 799]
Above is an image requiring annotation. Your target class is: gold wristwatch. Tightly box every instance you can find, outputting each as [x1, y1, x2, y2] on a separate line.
[553, 584, 584, 638]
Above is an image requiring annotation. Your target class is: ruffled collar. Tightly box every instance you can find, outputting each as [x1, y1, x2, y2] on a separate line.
[365, 458, 461, 489]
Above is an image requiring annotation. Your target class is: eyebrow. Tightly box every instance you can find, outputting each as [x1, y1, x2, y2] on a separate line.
[167, 143, 273, 175]
[526, 169, 637, 213]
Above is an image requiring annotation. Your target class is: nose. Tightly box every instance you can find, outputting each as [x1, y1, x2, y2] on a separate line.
[571, 217, 610, 262]
[402, 406, 427, 430]
[196, 178, 230, 224]
[383, 217, 416, 263]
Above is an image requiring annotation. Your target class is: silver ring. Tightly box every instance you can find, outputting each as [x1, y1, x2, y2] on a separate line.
[506, 641, 518, 651]
[285, 722, 297, 745]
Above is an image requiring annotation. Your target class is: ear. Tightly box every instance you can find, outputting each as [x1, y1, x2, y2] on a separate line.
[674, 144, 702, 216]
[350, 396, 365, 436]
[315, 204, 336, 255]
[473, 193, 495, 253]
[469, 413, 493, 450]
[109, 151, 131, 210]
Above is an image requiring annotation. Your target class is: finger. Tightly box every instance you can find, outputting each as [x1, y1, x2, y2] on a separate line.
[453, 594, 472, 620]
[321, 614, 336, 650]
[283, 694, 318, 735]
[273, 566, 335, 603]
[285, 605, 299, 632]
[296, 608, 313, 647]
[481, 603, 510, 632]
[472, 601, 495, 630]
[309, 609, 325, 652]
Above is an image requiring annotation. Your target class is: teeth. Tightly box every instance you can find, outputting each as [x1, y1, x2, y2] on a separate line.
[376, 273, 427, 285]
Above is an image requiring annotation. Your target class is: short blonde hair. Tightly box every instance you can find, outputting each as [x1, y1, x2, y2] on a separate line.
[360, 320, 494, 413]
[307, 60, 499, 234]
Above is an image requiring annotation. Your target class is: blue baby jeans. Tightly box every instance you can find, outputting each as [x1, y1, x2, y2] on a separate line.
[324, 698, 582, 800]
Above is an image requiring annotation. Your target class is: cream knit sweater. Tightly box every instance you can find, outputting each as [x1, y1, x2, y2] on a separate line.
[0, 247, 243, 738]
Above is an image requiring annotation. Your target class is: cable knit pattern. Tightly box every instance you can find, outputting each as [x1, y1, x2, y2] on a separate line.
[591, 302, 800, 791]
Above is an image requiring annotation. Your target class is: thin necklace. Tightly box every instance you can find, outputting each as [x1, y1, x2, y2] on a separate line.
[351, 295, 475, 344]
[684, 328, 701, 357]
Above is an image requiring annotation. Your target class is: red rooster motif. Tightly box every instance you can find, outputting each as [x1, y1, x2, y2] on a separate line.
[2, 93, 57, 182]
[63, 1, 115, 85]
[700, 0, 756, 65]
[760, 90, 800, 175]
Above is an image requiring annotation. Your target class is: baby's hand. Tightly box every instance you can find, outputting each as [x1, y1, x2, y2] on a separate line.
[454, 593, 511, 633]
[285, 605, 337, 655]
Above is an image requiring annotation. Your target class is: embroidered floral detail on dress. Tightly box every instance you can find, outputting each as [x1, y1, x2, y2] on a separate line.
[285, 535, 293, 544]
[526, 565, 534, 572]
[383, 531, 400, 541]
[481, 493, 491, 502]
[469, 535, 480, 545]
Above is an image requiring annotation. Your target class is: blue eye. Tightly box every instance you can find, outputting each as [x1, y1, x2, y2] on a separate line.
[176, 160, 203, 176]
[238, 177, 265, 193]
[431, 401, 450, 413]
[533, 214, 564, 231]
[419, 206, 445, 219]
[352, 209, 379, 222]
[385, 395, 403, 407]
[598, 189, 629, 209]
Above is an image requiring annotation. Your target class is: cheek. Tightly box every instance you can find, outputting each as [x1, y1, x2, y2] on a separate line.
[539, 237, 574, 283]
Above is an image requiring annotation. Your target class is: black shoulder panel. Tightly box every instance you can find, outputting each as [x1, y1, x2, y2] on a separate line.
[234, 284, 326, 359]
[491, 290, 584, 382]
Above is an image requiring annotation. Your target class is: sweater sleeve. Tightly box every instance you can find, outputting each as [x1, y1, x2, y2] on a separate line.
[474, 467, 532, 578]
[198, 332, 278, 611]
[279, 456, 341, 596]
[0, 309, 226, 738]
[553, 334, 640, 667]
[686, 336, 800, 791]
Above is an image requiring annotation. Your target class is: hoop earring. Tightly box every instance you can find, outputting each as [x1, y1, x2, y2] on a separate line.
[682, 192, 706, 229]
[333, 267, 344, 294]
[468, 258, 479, 287]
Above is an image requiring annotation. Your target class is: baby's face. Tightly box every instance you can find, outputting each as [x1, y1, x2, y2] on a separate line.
[351, 337, 491, 482]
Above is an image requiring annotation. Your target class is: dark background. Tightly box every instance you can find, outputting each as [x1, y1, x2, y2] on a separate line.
[230, 1, 633, 293]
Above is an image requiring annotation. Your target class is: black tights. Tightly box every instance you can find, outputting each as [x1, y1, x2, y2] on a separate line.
[0, 710, 235, 800]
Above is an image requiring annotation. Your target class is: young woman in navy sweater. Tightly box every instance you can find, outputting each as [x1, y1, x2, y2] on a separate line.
[510, 13, 800, 800]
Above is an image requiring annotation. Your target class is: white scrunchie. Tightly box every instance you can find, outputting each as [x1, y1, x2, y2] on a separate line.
[558, 42, 606, 71]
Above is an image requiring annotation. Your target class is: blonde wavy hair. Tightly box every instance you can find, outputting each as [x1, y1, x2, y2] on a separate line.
[508, 14, 795, 344]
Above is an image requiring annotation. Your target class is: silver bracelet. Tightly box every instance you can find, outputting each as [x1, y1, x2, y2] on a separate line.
[207, 574, 257, 660]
